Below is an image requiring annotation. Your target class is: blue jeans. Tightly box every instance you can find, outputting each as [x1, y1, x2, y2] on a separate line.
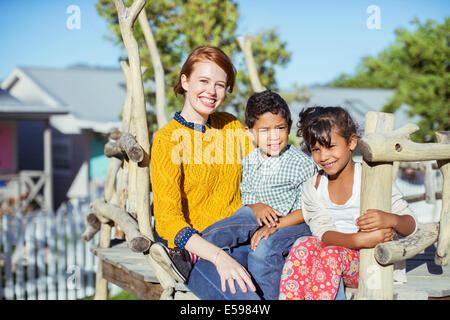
[186, 206, 312, 300]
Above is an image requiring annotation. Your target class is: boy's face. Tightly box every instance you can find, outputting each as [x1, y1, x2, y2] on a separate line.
[246, 112, 290, 159]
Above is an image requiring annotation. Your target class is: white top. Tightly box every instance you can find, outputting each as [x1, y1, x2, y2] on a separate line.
[317, 161, 361, 234]
[301, 162, 418, 284]
[302, 162, 417, 240]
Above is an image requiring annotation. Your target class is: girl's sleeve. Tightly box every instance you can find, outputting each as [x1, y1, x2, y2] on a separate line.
[301, 176, 336, 240]
[150, 131, 192, 247]
[391, 183, 418, 235]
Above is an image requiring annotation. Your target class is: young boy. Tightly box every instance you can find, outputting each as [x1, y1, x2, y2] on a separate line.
[151, 90, 316, 300]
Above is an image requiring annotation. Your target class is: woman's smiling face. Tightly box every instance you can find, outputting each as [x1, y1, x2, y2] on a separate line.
[181, 61, 228, 119]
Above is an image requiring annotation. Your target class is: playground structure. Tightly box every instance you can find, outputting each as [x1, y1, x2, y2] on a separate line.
[84, 0, 450, 300]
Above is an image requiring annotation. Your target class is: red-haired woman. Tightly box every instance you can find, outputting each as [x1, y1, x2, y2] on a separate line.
[150, 46, 261, 299]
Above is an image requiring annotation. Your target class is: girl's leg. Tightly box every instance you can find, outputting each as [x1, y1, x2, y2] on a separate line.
[306, 246, 359, 300]
[248, 222, 311, 300]
[341, 248, 360, 289]
[279, 236, 322, 300]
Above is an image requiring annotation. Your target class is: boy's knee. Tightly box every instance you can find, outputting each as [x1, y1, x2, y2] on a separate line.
[249, 239, 273, 261]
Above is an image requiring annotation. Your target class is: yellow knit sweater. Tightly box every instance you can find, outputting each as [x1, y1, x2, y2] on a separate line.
[151, 112, 254, 248]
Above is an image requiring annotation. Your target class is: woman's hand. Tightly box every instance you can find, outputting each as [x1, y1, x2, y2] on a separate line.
[357, 209, 397, 231]
[246, 203, 282, 228]
[250, 225, 278, 251]
[213, 249, 257, 294]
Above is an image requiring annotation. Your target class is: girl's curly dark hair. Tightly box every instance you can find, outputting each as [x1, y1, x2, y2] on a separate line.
[297, 106, 359, 152]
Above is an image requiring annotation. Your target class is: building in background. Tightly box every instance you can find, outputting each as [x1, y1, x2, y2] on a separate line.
[1, 66, 127, 209]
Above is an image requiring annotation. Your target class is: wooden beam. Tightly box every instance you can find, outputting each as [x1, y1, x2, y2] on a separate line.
[358, 111, 395, 300]
[359, 127, 450, 162]
[375, 223, 439, 265]
[137, 8, 168, 128]
[435, 131, 450, 266]
[82, 213, 102, 241]
[104, 132, 144, 163]
[237, 35, 266, 93]
[90, 198, 152, 253]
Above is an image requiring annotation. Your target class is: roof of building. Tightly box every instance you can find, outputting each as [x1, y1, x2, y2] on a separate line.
[291, 86, 421, 131]
[0, 88, 67, 120]
[17, 66, 127, 123]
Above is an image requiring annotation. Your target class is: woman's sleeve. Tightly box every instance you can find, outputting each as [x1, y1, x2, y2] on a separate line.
[150, 131, 192, 247]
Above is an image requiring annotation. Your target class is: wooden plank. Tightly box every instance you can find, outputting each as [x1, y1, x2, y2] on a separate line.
[46, 209, 57, 300]
[25, 213, 37, 300]
[102, 260, 163, 300]
[36, 211, 47, 300]
[2, 214, 13, 299]
[15, 212, 26, 300]
[56, 206, 67, 300]
[91, 243, 191, 293]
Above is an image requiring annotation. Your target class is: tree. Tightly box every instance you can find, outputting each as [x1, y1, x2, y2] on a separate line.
[332, 18, 450, 142]
[96, 0, 291, 136]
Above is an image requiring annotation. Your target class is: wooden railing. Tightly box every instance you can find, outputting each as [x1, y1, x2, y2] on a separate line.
[357, 111, 449, 299]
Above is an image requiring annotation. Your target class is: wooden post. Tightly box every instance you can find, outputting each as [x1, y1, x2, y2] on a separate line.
[43, 119, 53, 212]
[237, 35, 266, 93]
[94, 222, 112, 300]
[435, 131, 450, 266]
[357, 111, 395, 300]
[137, 8, 168, 129]
[115, 0, 153, 240]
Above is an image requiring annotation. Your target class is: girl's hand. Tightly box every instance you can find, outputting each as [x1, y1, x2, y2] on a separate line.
[213, 249, 257, 294]
[250, 225, 278, 251]
[357, 209, 397, 231]
[247, 203, 282, 228]
[357, 228, 395, 248]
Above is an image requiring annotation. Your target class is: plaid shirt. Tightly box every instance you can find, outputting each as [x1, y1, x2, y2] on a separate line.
[240, 145, 317, 216]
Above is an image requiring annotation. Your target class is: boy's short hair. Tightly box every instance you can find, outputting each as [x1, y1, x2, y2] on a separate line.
[245, 90, 292, 129]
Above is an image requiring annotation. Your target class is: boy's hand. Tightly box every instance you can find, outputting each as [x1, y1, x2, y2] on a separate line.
[247, 203, 283, 228]
[357, 209, 397, 231]
[250, 225, 278, 251]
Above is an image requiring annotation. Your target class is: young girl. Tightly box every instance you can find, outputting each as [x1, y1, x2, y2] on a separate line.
[279, 106, 417, 300]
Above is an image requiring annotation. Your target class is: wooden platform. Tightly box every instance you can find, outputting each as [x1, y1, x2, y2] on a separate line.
[92, 242, 450, 300]
[91, 241, 191, 300]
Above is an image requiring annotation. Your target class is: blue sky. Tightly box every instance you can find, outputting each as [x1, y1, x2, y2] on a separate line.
[0, 0, 448, 89]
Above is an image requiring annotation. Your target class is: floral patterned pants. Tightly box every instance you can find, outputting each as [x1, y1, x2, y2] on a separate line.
[279, 236, 359, 300]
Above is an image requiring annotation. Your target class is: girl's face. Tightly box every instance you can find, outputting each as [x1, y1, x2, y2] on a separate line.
[181, 61, 227, 120]
[310, 129, 357, 178]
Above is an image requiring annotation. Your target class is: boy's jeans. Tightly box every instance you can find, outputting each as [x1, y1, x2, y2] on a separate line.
[186, 206, 312, 300]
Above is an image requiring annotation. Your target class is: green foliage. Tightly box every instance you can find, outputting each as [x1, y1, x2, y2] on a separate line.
[332, 18, 450, 142]
[96, 0, 292, 131]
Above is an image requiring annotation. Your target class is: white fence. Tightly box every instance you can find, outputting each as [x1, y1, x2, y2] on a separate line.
[0, 199, 119, 300]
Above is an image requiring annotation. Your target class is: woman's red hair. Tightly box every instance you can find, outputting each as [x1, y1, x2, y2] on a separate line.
[174, 46, 236, 95]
